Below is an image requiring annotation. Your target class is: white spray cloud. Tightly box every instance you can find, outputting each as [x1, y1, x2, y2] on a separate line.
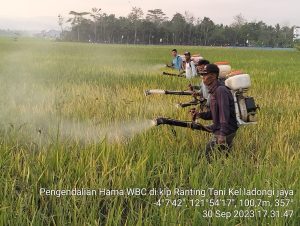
[0, 46, 155, 146]
[56, 119, 154, 144]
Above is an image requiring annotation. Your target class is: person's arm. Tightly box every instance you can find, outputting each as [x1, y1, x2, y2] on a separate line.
[181, 61, 186, 71]
[204, 124, 214, 133]
[166, 62, 172, 67]
[191, 61, 197, 76]
[216, 87, 230, 136]
[171, 58, 175, 67]
[201, 82, 209, 99]
[192, 85, 201, 90]
[198, 111, 212, 120]
[190, 108, 212, 120]
[178, 56, 183, 70]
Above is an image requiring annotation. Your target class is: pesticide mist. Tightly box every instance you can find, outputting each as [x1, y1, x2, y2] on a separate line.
[0, 40, 154, 146]
[57, 119, 154, 144]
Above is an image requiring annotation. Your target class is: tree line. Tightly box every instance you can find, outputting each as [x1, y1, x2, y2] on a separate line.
[58, 7, 295, 48]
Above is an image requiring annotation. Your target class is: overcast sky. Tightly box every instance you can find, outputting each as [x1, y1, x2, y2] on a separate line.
[0, 0, 299, 30]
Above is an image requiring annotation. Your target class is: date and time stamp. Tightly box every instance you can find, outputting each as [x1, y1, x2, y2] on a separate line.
[153, 198, 294, 218]
[39, 187, 297, 219]
[149, 188, 296, 219]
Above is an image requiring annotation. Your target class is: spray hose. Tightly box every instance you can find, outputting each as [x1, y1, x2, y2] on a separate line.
[152, 117, 212, 133]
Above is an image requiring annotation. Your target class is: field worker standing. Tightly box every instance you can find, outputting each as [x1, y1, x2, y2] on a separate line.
[196, 59, 210, 101]
[167, 49, 183, 70]
[191, 64, 238, 163]
[196, 59, 210, 74]
[190, 59, 210, 107]
[184, 51, 197, 79]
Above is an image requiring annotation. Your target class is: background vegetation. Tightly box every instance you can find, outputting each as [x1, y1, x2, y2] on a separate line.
[58, 8, 296, 48]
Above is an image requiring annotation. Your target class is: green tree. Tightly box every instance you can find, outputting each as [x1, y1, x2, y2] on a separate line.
[200, 17, 215, 46]
[170, 13, 186, 44]
[89, 8, 101, 42]
[67, 11, 89, 41]
[128, 7, 144, 44]
[146, 9, 167, 24]
[62, 8, 294, 47]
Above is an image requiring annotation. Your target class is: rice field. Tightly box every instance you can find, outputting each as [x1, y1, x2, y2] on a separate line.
[0, 37, 299, 225]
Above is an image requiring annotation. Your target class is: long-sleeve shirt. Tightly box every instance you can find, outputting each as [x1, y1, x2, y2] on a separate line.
[199, 80, 238, 136]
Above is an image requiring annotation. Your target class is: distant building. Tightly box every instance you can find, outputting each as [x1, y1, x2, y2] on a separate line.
[293, 26, 300, 41]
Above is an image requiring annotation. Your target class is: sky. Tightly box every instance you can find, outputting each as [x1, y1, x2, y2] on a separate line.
[0, 0, 299, 30]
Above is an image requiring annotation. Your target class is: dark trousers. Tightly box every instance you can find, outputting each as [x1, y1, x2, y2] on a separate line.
[205, 132, 236, 163]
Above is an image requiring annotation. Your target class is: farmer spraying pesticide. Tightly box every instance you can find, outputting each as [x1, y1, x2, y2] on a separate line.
[183, 51, 197, 79]
[192, 59, 211, 106]
[166, 49, 183, 70]
[190, 64, 238, 163]
[152, 63, 259, 162]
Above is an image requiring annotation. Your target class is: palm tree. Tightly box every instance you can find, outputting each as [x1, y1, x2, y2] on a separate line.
[67, 11, 89, 41]
[90, 8, 101, 42]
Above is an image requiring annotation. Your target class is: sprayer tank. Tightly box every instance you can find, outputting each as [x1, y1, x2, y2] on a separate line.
[225, 74, 251, 90]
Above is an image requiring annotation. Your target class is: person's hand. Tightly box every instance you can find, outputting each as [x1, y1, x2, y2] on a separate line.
[192, 91, 199, 98]
[217, 135, 226, 144]
[188, 83, 193, 91]
[189, 108, 199, 121]
[199, 97, 206, 103]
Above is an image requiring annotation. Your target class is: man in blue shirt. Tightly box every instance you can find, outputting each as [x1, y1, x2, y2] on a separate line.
[167, 49, 183, 70]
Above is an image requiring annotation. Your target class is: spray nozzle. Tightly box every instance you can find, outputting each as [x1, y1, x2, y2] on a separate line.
[152, 117, 167, 126]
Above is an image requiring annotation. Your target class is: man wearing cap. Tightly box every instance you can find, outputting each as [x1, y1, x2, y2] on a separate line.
[196, 59, 210, 74]
[191, 64, 238, 163]
[194, 59, 210, 101]
[167, 49, 183, 70]
[184, 51, 197, 79]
